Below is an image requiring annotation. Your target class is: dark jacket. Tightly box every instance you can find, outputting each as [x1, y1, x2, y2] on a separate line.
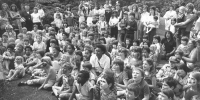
[20, 10, 33, 31]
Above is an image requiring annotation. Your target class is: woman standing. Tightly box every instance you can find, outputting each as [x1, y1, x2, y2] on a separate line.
[109, 11, 119, 39]
[163, 5, 177, 30]
[31, 7, 42, 30]
[9, 4, 22, 33]
[0, 3, 10, 36]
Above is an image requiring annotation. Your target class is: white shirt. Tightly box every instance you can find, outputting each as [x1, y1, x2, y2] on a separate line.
[109, 17, 119, 26]
[38, 9, 45, 18]
[141, 12, 150, 23]
[90, 54, 110, 73]
[99, 8, 105, 16]
[54, 12, 63, 21]
[163, 10, 177, 30]
[32, 41, 46, 51]
[31, 13, 41, 23]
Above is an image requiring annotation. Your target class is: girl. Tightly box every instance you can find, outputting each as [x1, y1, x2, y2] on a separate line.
[149, 44, 158, 67]
[97, 15, 108, 35]
[129, 47, 143, 69]
[4, 25, 16, 40]
[183, 72, 200, 100]
[32, 35, 46, 52]
[6, 56, 25, 81]
[52, 63, 74, 100]
[157, 89, 174, 100]
[3, 44, 15, 71]
[56, 28, 64, 43]
[168, 18, 177, 34]
[54, 14, 63, 28]
[31, 7, 42, 30]
[142, 47, 150, 61]
[99, 70, 117, 100]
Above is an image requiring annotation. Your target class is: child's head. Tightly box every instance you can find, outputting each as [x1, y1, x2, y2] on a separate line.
[132, 68, 144, 84]
[56, 13, 61, 19]
[100, 70, 115, 90]
[112, 59, 124, 72]
[15, 56, 24, 64]
[132, 40, 140, 46]
[181, 36, 189, 45]
[143, 35, 148, 42]
[2, 34, 8, 41]
[35, 50, 45, 59]
[158, 88, 174, 100]
[143, 58, 154, 72]
[33, 24, 38, 30]
[77, 70, 90, 84]
[15, 43, 24, 52]
[169, 56, 179, 68]
[17, 33, 23, 40]
[153, 16, 158, 21]
[162, 77, 177, 90]
[171, 18, 176, 25]
[175, 50, 184, 59]
[26, 32, 32, 38]
[36, 35, 42, 42]
[50, 39, 57, 47]
[177, 68, 187, 78]
[126, 83, 141, 100]
[126, 38, 131, 45]
[131, 47, 142, 60]
[153, 35, 161, 43]
[61, 63, 73, 75]
[112, 40, 118, 49]
[149, 44, 157, 52]
[7, 45, 14, 53]
[22, 27, 27, 33]
[24, 46, 32, 56]
[82, 61, 92, 72]
[142, 47, 150, 57]
[129, 12, 135, 20]
[187, 72, 200, 90]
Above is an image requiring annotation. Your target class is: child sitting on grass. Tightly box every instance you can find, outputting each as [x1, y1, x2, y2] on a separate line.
[3, 44, 15, 72]
[6, 56, 25, 81]
[18, 56, 57, 90]
[52, 63, 74, 99]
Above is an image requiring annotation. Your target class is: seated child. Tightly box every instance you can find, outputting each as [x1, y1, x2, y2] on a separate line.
[126, 82, 142, 100]
[49, 39, 57, 53]
[176, 36, 189, 56]
[158, 88, 174, 100]
[15, 33, 24, 45]
[18, 56, 57, 90]
[6, 56, 25, 81]
[23, 46, 33, 61]
[3, 44, 15, 71]
[82, 61, 96, 85]
[69, 70, 93, 100]
[52, 63, 74, 99]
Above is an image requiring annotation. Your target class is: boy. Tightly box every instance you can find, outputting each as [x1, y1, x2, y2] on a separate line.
[15, 33, 24, 45]
[126, 83, 142, 100]
[52, 63, 74, 99]
[18, 56, 57, 90]
[69, 70, 93, 100]
[176, 36, 189, 56]
[82, 61, 96, 85]
[125, 12, 137, 40]
[3, 44, 15, 71]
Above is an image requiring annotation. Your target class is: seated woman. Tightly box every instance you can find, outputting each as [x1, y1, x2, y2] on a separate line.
[18, 56, 57, 90]
[6, 56, 25, 81]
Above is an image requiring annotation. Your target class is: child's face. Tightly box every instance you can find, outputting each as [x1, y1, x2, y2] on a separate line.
[25, 48, 32, 55]
[112, 64, 120, 72]
[187, 74, 197, 86]
[99, 78, 109, 90]
[153, 38, 158, 43]
[132, 69, 143, 83]
[181, 40, 187, 45]
[83, 67, 90, 72]
[24, 40, 29, 45]
[62, 64, 70, 74]
[50, 43, 56, 47]
[175, 53, 181, 59]
[171, 20, 176, 25]
[143, 60, 152, 71]
[143, 38, 147, 42]
[15, 57, 22, 64]
[142, 50, 149, 57]
[126, 40, 130, 45]
[177, 69, 186, 77]
[132, 42, 137, 46]
[129, 15, 135, 20]
[36, 36, 42, 42]
[162, 81, 171, 90]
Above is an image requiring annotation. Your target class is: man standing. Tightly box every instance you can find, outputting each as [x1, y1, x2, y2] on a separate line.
[20, 4, 33, 31]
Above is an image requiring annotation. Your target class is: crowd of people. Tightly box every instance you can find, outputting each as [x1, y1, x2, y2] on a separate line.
[0, 0, 200, 100]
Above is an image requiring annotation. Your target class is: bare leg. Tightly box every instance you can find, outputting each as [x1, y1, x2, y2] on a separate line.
[52, 86, 62, 96]
[8, 70, 21, 80]
[6, 70, 14, 79]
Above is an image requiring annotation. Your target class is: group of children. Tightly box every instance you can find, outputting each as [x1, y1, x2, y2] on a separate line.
[0, 0, 200, 100]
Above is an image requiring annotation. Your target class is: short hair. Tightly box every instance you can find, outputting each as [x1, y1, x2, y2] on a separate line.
[102, 69, 115, 90]
[132, 40, 140, 46]
[63, 63, 73, 72]
[75, 50, 83, 61]
[96, 44, 107, 53]
[53, 46, 61, 52]
[181, 36, 189, 43]
[50, 39, 57, 44]
[160, 89, 174, 99]
[36, 50, 45, 57]
[127, 83, 141, 97]
[7, 44, 14, 50]
[153, 35, 161, 43]
[164, 77, 178, 88]
[82, 61, 92, 70]
[129, 12, 135, 17]
[153, 16, 158, 21]
[142, 47, 150, 53]
[24, 46, 32, 51]
[79, 70, 90, 81]
[186, 3, 194, 11]
[113, 59, 124, 72]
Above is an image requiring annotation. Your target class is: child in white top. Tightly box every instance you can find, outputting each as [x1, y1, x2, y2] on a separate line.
[56, 28, 64, 43]
[168, 18, 177, 34]
[97, 15, 108, 35]
[15, 33, 24, 45]
[54, 14, 63, 28]
[146, 16, 159, 34]
[6, 56, 25, 81]
[176, 36, 189, 56]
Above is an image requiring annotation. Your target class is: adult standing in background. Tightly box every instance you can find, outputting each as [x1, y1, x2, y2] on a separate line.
[36, 4, 45, 27]
[20, 4, 33, 31]
[31, 7, 42, 30]
[9, 4, 22, 33]
[54, 7, 63, 21]
[163, 5, 177, 30]
[0, 3, 10, 36]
